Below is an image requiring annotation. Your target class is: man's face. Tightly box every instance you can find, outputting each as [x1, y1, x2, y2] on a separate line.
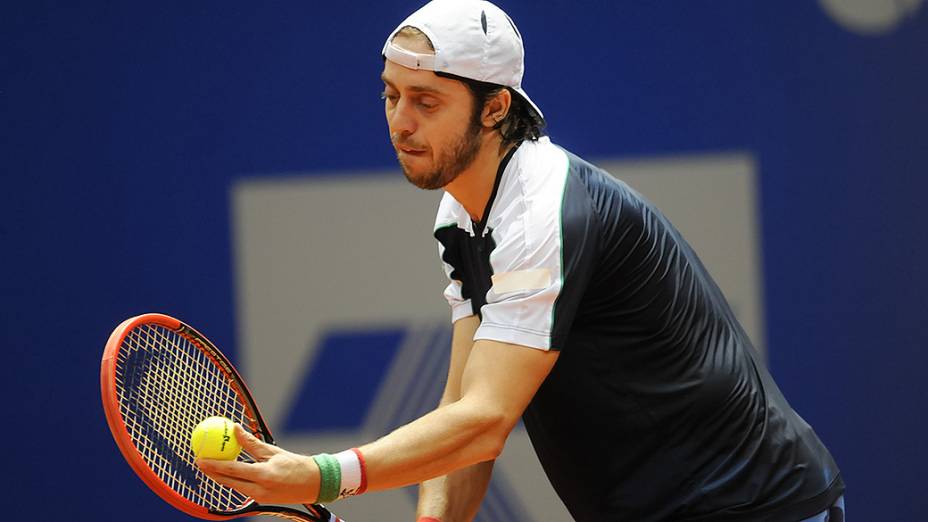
[381, 36, 482, 190]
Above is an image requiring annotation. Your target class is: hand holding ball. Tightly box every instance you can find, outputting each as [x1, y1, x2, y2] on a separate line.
[191, 416, 242, 460]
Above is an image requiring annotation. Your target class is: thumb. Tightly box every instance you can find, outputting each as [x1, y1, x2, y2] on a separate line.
[235, 424, 280, 461]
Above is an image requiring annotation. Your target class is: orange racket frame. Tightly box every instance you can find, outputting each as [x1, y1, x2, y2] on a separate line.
[101, 313, 338, 522]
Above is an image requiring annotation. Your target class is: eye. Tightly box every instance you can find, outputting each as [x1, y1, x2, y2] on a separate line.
[380, 91, 399, 104]
[417, 96, 439, 110]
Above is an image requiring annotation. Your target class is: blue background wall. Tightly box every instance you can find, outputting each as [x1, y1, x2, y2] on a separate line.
[4, 1, 926, 520]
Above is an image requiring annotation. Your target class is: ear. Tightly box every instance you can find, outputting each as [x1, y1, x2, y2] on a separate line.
[481, 89, 513, 128]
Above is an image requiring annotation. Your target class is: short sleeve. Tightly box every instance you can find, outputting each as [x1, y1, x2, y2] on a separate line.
[475, 166, 598, 351]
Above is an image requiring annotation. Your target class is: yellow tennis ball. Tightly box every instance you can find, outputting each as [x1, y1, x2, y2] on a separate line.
[191, 416, 242, 460]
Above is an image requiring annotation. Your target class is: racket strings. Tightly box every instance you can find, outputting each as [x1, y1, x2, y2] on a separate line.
[115, 323, 257, 512]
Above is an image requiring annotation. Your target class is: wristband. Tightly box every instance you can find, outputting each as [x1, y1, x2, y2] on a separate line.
[333, 448, 367, 498]
[311, 453, 341, 503]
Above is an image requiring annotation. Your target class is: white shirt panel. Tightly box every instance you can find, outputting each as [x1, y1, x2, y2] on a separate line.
[476, 138, 570, 350]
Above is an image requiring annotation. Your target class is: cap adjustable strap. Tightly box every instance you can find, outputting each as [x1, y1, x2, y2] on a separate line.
[384, 41, 437, 71]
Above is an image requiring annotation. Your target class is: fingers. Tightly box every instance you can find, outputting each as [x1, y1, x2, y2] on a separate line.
[236, 424, 280, 461]
[196, 457, 261, 480]
[198, 467, 266, 500]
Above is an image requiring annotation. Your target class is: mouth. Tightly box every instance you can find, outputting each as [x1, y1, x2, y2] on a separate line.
[396, 143, 427, 156]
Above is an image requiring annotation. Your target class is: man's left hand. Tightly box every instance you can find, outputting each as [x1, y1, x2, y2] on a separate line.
[196, 424, 320, 504]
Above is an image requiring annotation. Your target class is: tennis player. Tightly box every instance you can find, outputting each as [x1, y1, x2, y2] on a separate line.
[198, 1, 846, 520]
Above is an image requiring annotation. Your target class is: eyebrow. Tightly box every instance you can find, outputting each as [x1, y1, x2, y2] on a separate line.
[381, 75, 445, 95]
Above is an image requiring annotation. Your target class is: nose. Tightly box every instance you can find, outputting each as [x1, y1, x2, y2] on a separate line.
[387, 98, 417, 138]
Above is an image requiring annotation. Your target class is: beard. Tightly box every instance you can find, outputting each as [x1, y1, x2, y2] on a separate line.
[395, 120, 482, 191]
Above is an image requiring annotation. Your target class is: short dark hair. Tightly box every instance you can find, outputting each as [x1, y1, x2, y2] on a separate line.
[390, 26, 546, 148]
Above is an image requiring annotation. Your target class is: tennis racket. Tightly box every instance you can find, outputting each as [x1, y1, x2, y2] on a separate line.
[101, 313, 343, 522]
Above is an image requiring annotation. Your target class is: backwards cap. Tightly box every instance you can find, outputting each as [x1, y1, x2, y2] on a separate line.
[382, 0, 544, 121]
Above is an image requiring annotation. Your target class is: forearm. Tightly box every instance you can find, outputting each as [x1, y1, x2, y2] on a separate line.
[418, 461, 494, 522]
[415, 390, 464, 518]
[357, 396, 508, 492]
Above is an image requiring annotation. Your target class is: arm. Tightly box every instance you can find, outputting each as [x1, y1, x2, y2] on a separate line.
[417, 315, 491, 522]
[355, 334, 558, 490]
[196, 330, 559, 507]
[418, 461, 494, 522]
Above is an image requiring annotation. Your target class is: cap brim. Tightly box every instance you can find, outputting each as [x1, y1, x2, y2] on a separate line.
[513, 87, 544, 123]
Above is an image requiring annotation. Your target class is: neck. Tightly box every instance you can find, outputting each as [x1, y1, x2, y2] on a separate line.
[444, 135, 514, 222]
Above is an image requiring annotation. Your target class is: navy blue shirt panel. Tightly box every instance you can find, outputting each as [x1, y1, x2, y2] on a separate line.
[523, 152, 844, 521]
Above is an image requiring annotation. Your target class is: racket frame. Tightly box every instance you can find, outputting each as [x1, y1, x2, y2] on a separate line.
[101, 313, 333, 521]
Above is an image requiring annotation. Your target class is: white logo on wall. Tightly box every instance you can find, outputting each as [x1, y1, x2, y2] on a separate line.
[819, 0, 923, 35]
[232, 152, 764, 521]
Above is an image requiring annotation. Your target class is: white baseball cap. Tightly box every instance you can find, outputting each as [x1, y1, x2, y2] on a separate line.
[382, 0, 544, 121]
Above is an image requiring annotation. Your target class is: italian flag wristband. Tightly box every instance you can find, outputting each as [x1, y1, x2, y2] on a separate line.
[312, 448, 368, 503]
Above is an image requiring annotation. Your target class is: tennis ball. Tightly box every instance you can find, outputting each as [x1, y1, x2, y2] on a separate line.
[191, 416, 242, 460]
